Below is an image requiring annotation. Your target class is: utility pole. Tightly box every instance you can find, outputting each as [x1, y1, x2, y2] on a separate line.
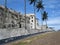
[5, 0, 7, 8]
[34, 1, 36, 30]
[24, 0, 26, 29]
[3, 0, 7, 28]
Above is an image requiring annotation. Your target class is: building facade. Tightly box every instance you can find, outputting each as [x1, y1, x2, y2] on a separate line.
[26, 14, 40, 29]
[0, 5, 40, 30]
[0, 5, 29, 29]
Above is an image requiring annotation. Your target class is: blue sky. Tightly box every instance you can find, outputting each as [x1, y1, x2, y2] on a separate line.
[0, 0, 60, 30]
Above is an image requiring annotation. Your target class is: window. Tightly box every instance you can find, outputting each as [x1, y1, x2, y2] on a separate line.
[3, 25, 6, 28]
[31, 23, 33, 25]
[19, 24, 21, 28]
[11, 15, 14, 18]
[8, 24, 11, 27]
[31, 26, 32, 28]
[31, 20, 33, 22]
[12, 24, 15, 27]
[29, 18, 30, 20]
[32, 17, 33, 19]
[11, 21, 14, 24]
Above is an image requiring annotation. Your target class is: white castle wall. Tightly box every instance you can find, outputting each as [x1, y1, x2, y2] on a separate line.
[0, 28, 40, 40]
[0, 27, 53, 40]
[0, 28, 29, 40]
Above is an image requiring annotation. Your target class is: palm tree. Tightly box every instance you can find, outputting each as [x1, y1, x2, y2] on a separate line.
[29, 0, 37, 29]
[29, 0, 36, 4]
[36, 0, 44, 12]
[42, 11, 48, 29]
[36, 0, 44, 30]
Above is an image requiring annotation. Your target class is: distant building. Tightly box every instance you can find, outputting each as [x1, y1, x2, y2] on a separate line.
[26, 14, 40, 29]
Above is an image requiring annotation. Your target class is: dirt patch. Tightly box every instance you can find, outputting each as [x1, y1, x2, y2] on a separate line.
[28, 31, 60, 45]
[5, 32, 60, 45]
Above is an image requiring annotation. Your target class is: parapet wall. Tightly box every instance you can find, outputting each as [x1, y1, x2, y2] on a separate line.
[0, 28, 53, 40]
[0, 28, 40, 40]
[0, 28, 28, 40]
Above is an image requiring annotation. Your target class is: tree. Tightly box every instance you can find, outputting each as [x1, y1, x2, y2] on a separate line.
[36, 0, 44, 12]
[42, 11, 48, 29]
[29, 0, 37, 29]
[36, 0, 44, 30]
[29, 0, 36, 4]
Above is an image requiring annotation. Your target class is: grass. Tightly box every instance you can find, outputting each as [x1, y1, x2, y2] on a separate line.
[12, 42, 27, 45]
[10, 39, 32, 45]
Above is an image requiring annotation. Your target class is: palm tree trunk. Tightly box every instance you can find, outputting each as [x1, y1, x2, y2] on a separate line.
[41, 20, 43, 30]
[45, 20, 47, 30]
[24, 0, 26, 29]
[41, 9, 43, 31]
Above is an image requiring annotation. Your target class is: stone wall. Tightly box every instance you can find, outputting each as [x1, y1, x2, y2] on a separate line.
[0, 28, 40, 40]
[0, 28, 53, 40]
[0, 28, 29, 40]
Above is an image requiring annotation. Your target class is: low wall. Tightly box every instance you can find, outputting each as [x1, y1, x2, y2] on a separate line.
[0, 28, 29, 40]
[0, 28, 40, 40]
[0, 28, 53, 40]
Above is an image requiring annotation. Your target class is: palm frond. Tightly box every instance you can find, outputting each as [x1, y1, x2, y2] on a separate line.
[42, 11, 48, 21]
[36, 1, 44, 12]
[29, 0, 35, 4]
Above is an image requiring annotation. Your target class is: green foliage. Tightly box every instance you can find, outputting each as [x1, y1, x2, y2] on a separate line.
[12, 42, 27, 45]
[36, 0, 44, 12]
[42, 11, 48, 21]
[29, 0, 36, 5]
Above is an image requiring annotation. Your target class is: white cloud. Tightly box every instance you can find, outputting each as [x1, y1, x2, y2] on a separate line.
[44, 5, 55, 9]
[47, 17, 60, 30]
[47, 17, 60, 25]
[43, 0, 59, 4]
[43, 0, 60, 9]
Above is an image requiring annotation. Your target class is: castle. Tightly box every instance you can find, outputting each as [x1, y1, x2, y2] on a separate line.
[0, 5, 53, 39]
[0, 5, 40, 30]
